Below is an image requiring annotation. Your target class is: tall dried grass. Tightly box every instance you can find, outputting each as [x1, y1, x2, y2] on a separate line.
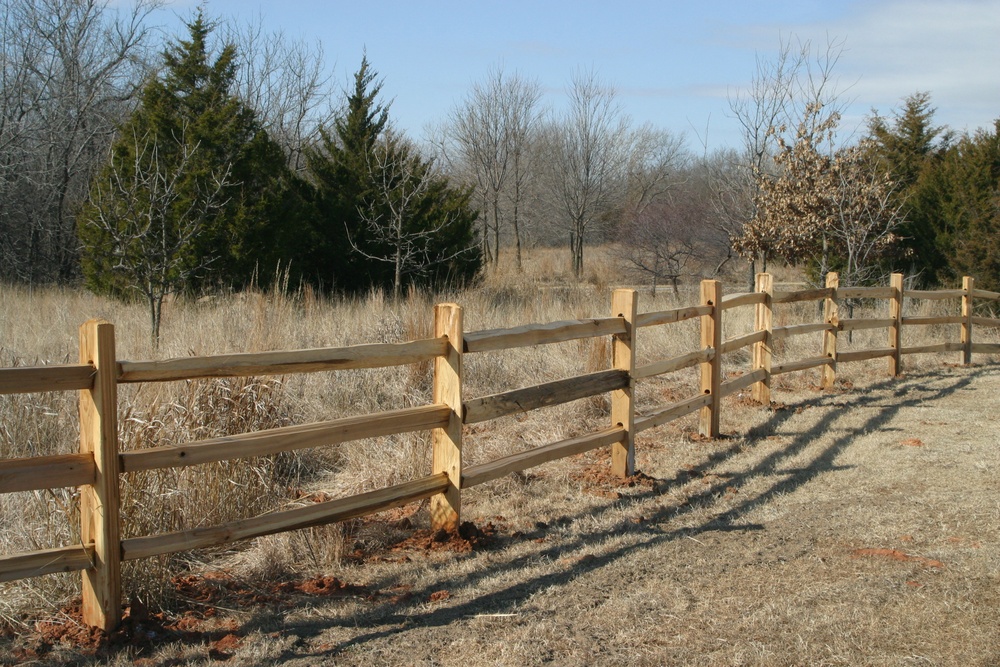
[0, 249, 985, 620]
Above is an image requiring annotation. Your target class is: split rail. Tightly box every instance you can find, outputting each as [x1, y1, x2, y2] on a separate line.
[1, 272, 998, 630]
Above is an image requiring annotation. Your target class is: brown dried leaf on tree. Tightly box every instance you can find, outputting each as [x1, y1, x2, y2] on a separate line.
[734, 103, 906, 286]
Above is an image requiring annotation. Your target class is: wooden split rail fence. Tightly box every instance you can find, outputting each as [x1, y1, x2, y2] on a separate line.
[2, 272, 999, 631]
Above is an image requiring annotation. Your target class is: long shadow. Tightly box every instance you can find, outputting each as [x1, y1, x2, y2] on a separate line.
[135, 366, 994, 663]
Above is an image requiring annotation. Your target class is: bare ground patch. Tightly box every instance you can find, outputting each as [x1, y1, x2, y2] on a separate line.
[3, 365, 999, 666]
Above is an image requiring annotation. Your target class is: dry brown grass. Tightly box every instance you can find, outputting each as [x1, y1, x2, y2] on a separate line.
[1, 249, 998, 665]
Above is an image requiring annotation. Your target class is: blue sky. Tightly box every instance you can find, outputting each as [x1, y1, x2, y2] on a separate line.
[161, 0, 1000, 150]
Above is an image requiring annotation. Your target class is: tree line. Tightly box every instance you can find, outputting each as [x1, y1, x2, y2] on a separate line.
[3, 3, 999, 338]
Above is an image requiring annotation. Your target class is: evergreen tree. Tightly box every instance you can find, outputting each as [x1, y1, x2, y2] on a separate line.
[304, 55, 389, 292]
[865, 93, 952, 282]
[78, 12, 305, 342]
[941, 122, 1000, 289]
[306, 57, 480, 294]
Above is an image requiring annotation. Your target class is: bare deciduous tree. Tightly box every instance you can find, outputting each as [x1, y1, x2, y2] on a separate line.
[223, 14, 336, 174]
[544, 69, 632, 278]
[82, 129, 231, 346]
[734, 104, 904, 288]
[713, 35, 849, 288]
[0, 0, 159, 283]
[444, 65, 541, 269]
[352, 135, 478, 300]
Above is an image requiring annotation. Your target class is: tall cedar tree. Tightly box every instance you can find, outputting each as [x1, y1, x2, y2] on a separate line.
[865, 93, 952, 283]
[79, 12, 307, 299]
[941, 122, 1000, 289]
[304, 55, 390, 292]
[306, 57, 480, 294]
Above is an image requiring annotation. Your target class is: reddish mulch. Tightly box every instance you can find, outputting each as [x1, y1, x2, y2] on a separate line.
[852, 548, 945, 568]
[427, 590, 451, 602]
[4, 572, 374, 662]
[1, 520, 504, 659]
[170, 571, 376, 609]
[571, 463, 659, 498]
[386, 521, 499, 555]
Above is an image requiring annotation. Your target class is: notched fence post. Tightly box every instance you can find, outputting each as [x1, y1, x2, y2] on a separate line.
[889, 273, 903, 376]
[431, 303, 464, 532]
[752, 273, 773, 404]
[79, 319, 122, 632]
[821, 272, 838, 388]
[611, 289, 637, 477]
[962, 276, 974, 366]
[699, 280, 722, 438]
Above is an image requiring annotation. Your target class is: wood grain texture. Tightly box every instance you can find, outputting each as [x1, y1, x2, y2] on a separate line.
[906, 289, 965, 300]
[836, 286, 894, 299]
[431, 304, 463, 532]
[773, 288, 833, 304]
[699, 280, 722, 438]
[889, 273, 904, 377]
[463, 370, 629, 425]
[633, 349, 712, 380]
[463, 318, 624, 353]
[0, 364, 94, 395]
[901, 316, 963, 326]
[837, 348, 895, 363]
[634, 394, 713, 433]
[822, 272, 838, 389]
[721, 330, 767, 355]
[118, 338, 447, 383]
[838, 318, 895, 332]
[78, 320, 121, 632]
[0, 544, 94, 583]
[720, 368, 768, 399]
[901, 343, 964, 355]
[635, 305, 711, 328]
[462, 428, 625, 489]
[772, 322, 835, 339]
[122, 474, 449, 561]
[752, 272, 773, 405]
[610, 289, 637, 477]
[121, 404, 451, 473]
[962, 277, 974, 365]
[971, 316, 1000, 328]
[771, 356, 833, 375]
[720, 291, 766, 310]
[0, 453, 94, 494]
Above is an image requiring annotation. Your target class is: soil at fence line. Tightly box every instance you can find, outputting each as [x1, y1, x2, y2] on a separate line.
[0, 522, 503, 664]
[2, 365, 1000, 666]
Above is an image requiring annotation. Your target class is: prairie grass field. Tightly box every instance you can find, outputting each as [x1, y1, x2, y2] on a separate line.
[1, 247, 998, 665]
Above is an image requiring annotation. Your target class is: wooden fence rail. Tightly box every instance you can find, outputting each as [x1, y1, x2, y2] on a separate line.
[2, 271, 998, 631]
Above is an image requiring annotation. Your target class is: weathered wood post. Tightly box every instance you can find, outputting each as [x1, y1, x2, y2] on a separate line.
[889, 273, 904, 376]
[821, 272, 839, 388]
[752, 273, 773, 404]
[962, 276, 974, 365]
[431, 303, 464, 532]
[699, 280, 722, 438]
[79, 320, 122, 631]
[611, 289, 637, 477]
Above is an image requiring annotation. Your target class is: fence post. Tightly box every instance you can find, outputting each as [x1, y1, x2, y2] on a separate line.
[821, 272, 839, 388]
[611, 289, 637, 477]
[889, 273, 904, 376]
[79, 320, 122, 632]
[699, 280, 722, 438]
[752, 273, 773, 405]
[431, 303, 464, 532]
[962, 276, 974, 365]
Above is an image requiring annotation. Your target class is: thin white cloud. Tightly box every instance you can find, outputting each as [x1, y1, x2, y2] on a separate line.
[753, 0, 1000, 132]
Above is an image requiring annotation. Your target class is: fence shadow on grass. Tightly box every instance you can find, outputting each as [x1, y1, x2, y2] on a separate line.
[229, 365, 985, 662]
